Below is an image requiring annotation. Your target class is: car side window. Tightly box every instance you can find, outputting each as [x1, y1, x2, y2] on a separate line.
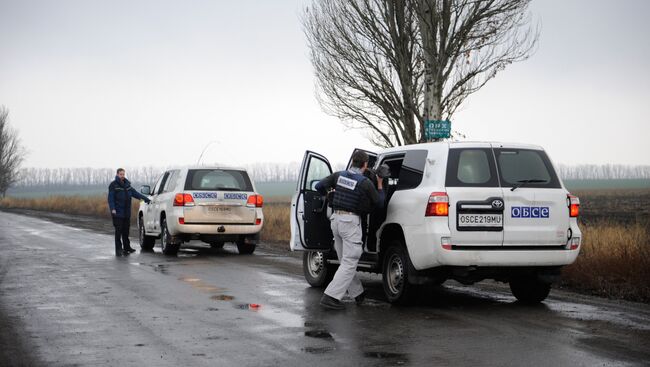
[445, 148, 499, 187]
[163, 170, 179, 193]
[151, 174, 164, 196]
[156, 172, 170, 195]
[305, 157, 331, 191]
[397, 150, 427, 190]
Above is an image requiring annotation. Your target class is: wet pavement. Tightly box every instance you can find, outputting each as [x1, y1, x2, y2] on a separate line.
[0, 211, 649, 366]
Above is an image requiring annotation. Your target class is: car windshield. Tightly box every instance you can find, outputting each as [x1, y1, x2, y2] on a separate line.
[185, 169, 253, 191]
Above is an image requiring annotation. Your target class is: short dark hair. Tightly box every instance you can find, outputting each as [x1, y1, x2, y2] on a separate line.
[116, 168, 125, 174]
[351, 150, 369, 168]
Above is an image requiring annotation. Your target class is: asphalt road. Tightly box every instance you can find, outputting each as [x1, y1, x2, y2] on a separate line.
[0, 211, 649, 367]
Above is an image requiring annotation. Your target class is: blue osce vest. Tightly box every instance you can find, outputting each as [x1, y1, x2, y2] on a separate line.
[332, 171, 366, 213]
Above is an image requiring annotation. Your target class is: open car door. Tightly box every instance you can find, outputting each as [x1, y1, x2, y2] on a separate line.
[346, 148, 378, 170]
[290, 151, 334, 251]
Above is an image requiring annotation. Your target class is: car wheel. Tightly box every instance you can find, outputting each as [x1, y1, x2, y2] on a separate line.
[302, 251, 335, 288]
[509, 276, 551, 304]
[209, 241, 224, 249]
[138, 218, 155, 250]
[382, 244, 416, 304]
[236, 241, 255, 255]
[160, 218, 179, 256]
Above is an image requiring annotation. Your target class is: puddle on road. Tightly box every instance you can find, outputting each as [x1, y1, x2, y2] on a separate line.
[206, 307, 219, 312]
[235, 303, 261, 311]
[134, 344, 145, 347]
[364, 351, 409, 365]
[302, 346, 335, 354]
[178, 276, 201, 282]
[211, 295, 235, 301]
[304, 330, 333, 339]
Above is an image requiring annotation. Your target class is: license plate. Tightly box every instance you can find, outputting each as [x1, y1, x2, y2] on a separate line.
[207, 206, 231, 213]
[458, 213, 503, 227]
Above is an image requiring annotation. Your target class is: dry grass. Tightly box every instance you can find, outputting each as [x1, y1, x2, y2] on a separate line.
[2, 194, 649, 302]
[260, 202, 291, 243]
[561, 221, 650, 302]
[0, 195, 124, 219]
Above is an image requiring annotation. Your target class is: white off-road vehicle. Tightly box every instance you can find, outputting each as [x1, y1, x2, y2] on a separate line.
[138, 167, 264, 255]
[290, 142, 581, 304]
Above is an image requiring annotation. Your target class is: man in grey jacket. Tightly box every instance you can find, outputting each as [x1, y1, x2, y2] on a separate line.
[315, 150, 384, 310]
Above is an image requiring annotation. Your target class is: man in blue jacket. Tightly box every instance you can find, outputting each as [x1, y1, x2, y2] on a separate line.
[108, 168, 151, 256]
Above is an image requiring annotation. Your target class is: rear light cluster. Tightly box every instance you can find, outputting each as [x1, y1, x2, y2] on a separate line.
[425, 192, 449, 216]
[246, 194, 264, 208]
[567, 237, 580, 250]
[567, 194, 580, 217]
[174, 193, 195, 207]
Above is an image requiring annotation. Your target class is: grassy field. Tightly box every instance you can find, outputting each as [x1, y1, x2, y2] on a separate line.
[2, 189, 648, 302]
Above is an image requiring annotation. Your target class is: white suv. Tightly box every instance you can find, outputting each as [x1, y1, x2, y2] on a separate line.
[290, 142, 581, 304]
[138, 167, 264, 255]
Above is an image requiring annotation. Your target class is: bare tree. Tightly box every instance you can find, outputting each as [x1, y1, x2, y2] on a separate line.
[0, 106, 27, 197]
[303, 0, 538, 147]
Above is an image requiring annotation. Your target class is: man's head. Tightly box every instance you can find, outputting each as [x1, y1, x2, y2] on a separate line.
[350, 150, 369, 171]
[116, 168, 125, 180]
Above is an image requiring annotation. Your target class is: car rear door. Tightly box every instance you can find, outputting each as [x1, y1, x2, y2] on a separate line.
[493, 146, 568, 247]
[182, 169, 257, 225]
[290, 151, 334, 251]
[446, 145, 505, 248]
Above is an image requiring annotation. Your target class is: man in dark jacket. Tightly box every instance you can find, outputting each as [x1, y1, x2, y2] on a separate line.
[108, 168, 151, 256]
[314, 150, 384, 310]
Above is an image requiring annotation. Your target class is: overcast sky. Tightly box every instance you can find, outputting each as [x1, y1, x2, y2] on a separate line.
[1, 0, 648, 169]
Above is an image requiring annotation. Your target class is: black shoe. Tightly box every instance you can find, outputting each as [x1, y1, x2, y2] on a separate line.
[122, 251, 131, 256]
[320, 294, 345, 310]
[355, 291, 366, 306]
[125, 248, 136, 253]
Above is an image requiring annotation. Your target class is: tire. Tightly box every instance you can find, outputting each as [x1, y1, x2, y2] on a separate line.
[382, 244, 416, 304]
[209, 241, 224, 249]
[302, 251, 335, 288]
[138, 218, 155, 250]
[236, 241, 256, 255]
[509, 276, 551, 304]
[160, 218, 179, 256]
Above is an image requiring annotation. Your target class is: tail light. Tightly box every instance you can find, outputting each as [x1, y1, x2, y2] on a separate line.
[255, 218, 262, 225]
[567, 236, 580, 250]
[174, 193, 195, 207]
[567, 194, 580, 217]
[425, 192, 449, 216]
[247, 194, 264, 208]
[441, 237, 452, 250]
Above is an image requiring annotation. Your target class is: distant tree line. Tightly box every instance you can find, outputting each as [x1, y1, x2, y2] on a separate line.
[12, 163, 650, 189]
[557, 164, 650, 180]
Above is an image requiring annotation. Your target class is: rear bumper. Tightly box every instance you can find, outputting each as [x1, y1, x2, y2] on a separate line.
[400, 220, 581, 270]
[173, 223, 262, 235]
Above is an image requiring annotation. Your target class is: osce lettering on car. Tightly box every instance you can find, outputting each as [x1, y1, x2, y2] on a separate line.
[224, 193, 248, 200]
[290, 142, 582, 305]
[512, 206, 550, 218]
[137, 167, 263, 256]
[193, 192, 218, 199]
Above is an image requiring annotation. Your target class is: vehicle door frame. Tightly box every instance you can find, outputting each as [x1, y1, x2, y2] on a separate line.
[290, 151, 335, 251]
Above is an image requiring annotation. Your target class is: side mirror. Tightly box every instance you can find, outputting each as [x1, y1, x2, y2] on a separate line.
[140, 185, 151, 195]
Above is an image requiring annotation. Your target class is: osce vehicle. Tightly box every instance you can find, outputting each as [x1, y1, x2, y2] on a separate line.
[290, 142, 581, 304]
[138, 167, 264, 255]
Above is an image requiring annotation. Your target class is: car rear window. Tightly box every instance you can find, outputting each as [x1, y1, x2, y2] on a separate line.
[185, 169, 253, 191]
[494, 149, 561, 189]
[446, 148, 499, 187]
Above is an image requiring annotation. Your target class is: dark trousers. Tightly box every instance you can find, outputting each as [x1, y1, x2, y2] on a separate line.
[112, 216, 131, 255]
